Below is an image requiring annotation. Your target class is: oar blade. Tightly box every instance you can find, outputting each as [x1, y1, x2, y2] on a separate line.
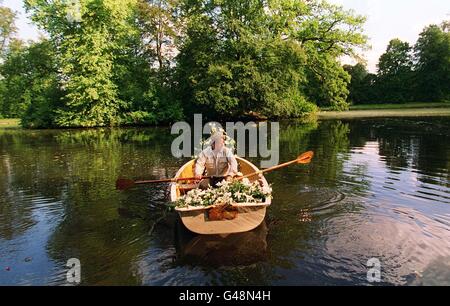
[297, 151, 314, 164]
[116, 178, 135, 190]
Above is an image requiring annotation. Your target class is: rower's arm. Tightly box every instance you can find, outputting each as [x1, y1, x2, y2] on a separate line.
[194, 151, 206, 177]
[226, 150, 238, 176]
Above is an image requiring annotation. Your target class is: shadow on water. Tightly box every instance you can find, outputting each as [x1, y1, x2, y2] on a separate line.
[1, 117, 450, 285]
[174, 220, 269, 267]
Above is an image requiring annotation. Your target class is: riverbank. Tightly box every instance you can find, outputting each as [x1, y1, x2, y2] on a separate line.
[0, 118, 20, 128]
[318, 102, 450, 119]
[350, 102, 450, 110]
[3, 102, 450, 128]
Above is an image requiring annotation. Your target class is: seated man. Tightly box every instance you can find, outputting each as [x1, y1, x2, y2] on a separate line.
[194, 131, 238, 189]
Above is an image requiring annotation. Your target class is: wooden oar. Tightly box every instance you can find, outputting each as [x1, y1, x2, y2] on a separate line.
[116, 151, 314, 190]
[237, 151, 314, 180]
[116, 175, 223, 191]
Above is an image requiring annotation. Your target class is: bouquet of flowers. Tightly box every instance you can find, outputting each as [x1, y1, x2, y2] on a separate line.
[175, 178, 272, 209]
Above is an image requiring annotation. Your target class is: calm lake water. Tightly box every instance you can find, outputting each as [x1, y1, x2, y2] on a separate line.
[1, 118, 449, 285]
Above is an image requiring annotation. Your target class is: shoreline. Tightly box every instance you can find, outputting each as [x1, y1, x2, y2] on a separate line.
[2, 106, 450, 129]
[317, 107, 450, 120]
[0, 118, 21, 129]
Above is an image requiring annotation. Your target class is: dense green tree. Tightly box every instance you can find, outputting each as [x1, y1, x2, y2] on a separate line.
[297, 1, 367, 110]
[0, 2, 19, 118]
[114, 0, 183, 126]
[378, 39, 413, 76]
[176, 0, 366, 119]
[0, 40, 61, 126]
[137, 0, 180, 70]
[115, 0, 183, 126]
[0, 81, 4, 118]
[6, 1, 449, 127]
[22, 0, 182, 127]
[375, 39, 414, 102]
[343, 63, 377, 104]
[304, 52, 351, 110]
[0, 38, 24, 119]
[345, 22, 449, 104]
[24, 0, 139, 127]
[0, 2, 17, 59]
[414, 23, 450, 102]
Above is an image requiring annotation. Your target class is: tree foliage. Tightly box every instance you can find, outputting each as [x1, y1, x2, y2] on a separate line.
[3, 1, 448, 127]
[0, 0, 450, 127]
[24, 0, 138, 127]
[343, 63, 376, 104]
[0, 2, 17, 59]
[0, 40, 61, 126]
[414, 23, 450, 102]
[3, 0, 367, 125]
[376, 39, 414, 102]
[116, 0, 183, 125]
[176, 0, 366, 119]
[346, 22, 449, 105]
[17, 0, 183, 127]
[137, 0, 179, 70]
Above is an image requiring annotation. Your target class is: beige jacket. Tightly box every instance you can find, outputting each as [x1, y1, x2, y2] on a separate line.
[194, 146, 238, 177]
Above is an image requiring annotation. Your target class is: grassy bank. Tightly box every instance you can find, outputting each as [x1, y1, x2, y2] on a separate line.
[0, 118, 21, 129]
[318, 102, 450, 119]
[3, 102, 450, 128]
[320, 102, 450, 112]
[348, 102, 450, 110]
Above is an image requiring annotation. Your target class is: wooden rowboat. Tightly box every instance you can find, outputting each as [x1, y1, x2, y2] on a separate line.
[170, 157, 271, 235]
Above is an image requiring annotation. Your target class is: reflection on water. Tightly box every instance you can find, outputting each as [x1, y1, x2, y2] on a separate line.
[0, 118, 449, 285]
[175, 221, 269, 267]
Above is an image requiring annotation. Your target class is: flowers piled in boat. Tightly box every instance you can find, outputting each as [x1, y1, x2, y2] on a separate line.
[175, 178, 272, 208]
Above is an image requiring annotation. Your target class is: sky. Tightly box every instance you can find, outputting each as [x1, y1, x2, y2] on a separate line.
[3, 0, 450, 73]
[329, 0, 449, 72]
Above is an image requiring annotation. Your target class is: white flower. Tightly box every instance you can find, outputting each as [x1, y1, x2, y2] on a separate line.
[245, 194, 255, 202]
[242, 178, 251, 185]
[223, 192, 232, 199]
[262, 185, 272, 194]
[234, 191, 243, 199]
[215, 180, 225, 187]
